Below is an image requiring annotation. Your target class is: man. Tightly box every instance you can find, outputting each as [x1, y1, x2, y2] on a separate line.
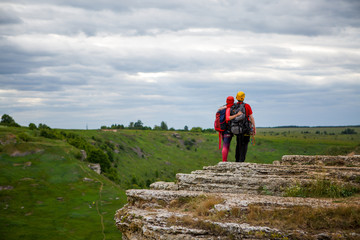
[230, 91, 256, 162]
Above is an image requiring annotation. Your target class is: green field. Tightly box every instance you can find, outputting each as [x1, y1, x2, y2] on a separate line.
[0, 125, 359, 239]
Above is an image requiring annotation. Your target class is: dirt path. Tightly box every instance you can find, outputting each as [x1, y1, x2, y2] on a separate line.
[79, 164, 106, 240]
[96, 180, 105, 240]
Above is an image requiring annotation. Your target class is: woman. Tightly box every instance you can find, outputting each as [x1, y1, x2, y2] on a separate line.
[217, 96, 243, 162]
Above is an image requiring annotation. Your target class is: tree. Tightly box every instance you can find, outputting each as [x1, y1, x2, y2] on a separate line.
[29, 123, 37, 130]
[190, 127, 202, 132]
[0, 114, 20, 127]
[1, 114, 14, 124]
[184, 125, 189, 131]
[160, 121, 168, 131]
[38, 123, 51, 129]
[128, 122, 134, 129]
[134, 120, 143, 129]
[341, 128, 357, 135]
[203, 128, 215, 133]
[87, 149, 111, 171]
[111, 124, 124, 129]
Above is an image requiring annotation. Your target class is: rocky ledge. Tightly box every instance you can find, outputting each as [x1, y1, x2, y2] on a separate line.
[115, 155, 360, 239]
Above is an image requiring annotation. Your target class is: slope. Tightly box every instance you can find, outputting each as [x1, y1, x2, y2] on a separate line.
[0, 126, 127, 240]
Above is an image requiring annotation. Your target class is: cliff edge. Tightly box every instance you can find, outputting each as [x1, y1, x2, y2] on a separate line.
[115, 155, 360, 239]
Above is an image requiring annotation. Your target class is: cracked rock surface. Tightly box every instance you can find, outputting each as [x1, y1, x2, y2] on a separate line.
[115, 155, 360, 239]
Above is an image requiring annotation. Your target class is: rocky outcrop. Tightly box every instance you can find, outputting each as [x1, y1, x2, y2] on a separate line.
[115, 155, 360, 239]
[176, 162, 360, 196]
[280, 155, 360, 167]
[88, 163, 101, 174]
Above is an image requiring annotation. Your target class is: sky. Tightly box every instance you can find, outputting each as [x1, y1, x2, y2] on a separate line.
[0, 0, 359, 130]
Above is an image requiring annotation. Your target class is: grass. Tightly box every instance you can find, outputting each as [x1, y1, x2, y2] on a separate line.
[1, 125, 360, 239]
[169, 195, 223, 216]
[247, 127, 360, 164]
[244, 204, 360, 234]
[0, 127, 127, 240]
[70, 126, 360, 187]
[283, 179, 360, 198]
[167, 195, 360, 236]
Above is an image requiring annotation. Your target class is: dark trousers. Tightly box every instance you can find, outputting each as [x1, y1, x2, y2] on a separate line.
[235, 134, 250, 162]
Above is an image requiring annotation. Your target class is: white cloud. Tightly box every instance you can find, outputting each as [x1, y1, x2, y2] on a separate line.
[0, 0, 360, 129]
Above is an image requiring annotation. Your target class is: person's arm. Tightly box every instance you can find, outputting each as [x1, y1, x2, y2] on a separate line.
[218, 106, 226, 111]
[249, 114, 256, 135]
[226, 108, 242, 122]
[228, 111, 242, 121]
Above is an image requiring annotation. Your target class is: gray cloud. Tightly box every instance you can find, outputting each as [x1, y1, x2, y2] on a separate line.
[0, 8, 22, 25]
[0, 0, 359, 129]
[2, 0, 360, 36]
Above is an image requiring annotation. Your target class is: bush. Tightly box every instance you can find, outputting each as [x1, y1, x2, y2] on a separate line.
[87, 149, 111, 171]
[341, 128, 357, 134]
[38, 123, 51, 129]
[18, 132, 31, 142]
[190, 127, 202, 132]
[40, 129, 61, 139]
[104, 167, 120, 182]
[184, 139, 196, 150]
[66, 134, 93, 152]
[29, 123, 37, 130]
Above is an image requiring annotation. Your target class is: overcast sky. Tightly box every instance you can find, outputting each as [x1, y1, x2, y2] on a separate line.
[1, 0, 359, 130]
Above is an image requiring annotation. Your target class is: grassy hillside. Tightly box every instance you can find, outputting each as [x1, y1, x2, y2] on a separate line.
[0, 125, 359, 239]
[249, 127, 360, 164]
[73, 127, 360, 188]
[0, 126, 127, 240]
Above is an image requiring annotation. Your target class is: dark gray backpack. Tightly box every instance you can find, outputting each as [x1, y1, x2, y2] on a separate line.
[230, 102, 251, 135]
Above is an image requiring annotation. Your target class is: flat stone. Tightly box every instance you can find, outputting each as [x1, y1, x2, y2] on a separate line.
[115, 155, 360, 239]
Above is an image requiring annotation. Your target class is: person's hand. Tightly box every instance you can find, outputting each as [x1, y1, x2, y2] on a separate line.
[236, 111, 243, 116]
[252, 127, 256, 135]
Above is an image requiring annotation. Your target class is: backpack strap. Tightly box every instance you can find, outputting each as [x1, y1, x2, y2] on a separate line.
[218, 132, 222, 149]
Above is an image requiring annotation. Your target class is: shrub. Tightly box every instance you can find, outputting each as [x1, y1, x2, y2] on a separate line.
[40, 129, 61, 139]
[29, 123, 37, 130]
[341, 128, 357, 134]
[38, 123, 51, 129]
[87, 149, 111, 171]
[104, 167, 120, 182]
[184, 139, 196, 150]
[190, 127, 202, 132]
[66, 134, 93, 152]
[18, 132, 31, 142]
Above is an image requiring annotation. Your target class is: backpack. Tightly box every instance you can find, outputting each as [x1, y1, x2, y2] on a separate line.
[230, 102, 251, 135]
[214, 107, 227, 149]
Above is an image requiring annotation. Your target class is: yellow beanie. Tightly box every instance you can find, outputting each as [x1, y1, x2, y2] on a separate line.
[236, 91, 245, 101]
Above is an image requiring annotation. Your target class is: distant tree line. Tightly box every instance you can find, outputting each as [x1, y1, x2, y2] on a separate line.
[101, 119, 216, 133]
[4, 114, 358, 135]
